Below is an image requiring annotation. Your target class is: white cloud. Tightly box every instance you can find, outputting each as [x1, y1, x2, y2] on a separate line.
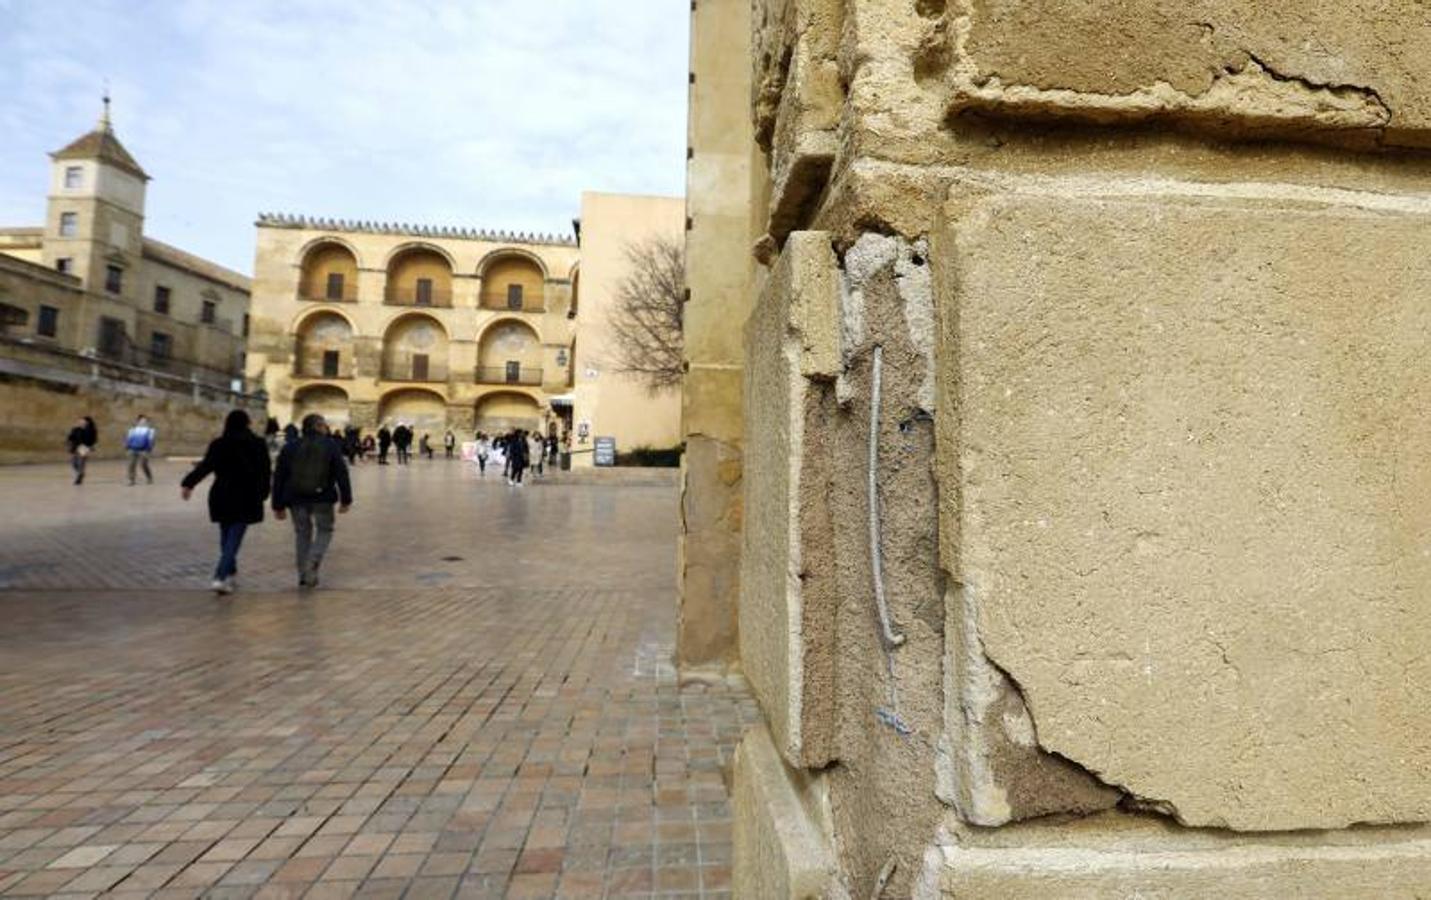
[0, 0, 690, 272]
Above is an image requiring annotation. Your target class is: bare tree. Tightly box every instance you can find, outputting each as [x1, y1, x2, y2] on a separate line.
[608, 235, 686, 390]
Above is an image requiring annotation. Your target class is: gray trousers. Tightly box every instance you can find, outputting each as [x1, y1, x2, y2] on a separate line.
[290, 503, 336, 577]
[127, 450, 152, 483]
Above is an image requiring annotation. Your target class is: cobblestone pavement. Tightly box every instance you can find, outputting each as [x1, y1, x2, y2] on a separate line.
[0, 459, 757, 899]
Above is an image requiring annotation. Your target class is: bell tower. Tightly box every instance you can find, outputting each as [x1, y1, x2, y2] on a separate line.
[44, 94, 150, 302]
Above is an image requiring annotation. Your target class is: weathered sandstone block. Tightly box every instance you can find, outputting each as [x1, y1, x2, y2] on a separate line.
[740, 231, 841, 767]
[937, 172, 1431, 831]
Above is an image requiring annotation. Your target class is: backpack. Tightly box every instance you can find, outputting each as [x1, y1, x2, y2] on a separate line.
[290, 438, 331, 496]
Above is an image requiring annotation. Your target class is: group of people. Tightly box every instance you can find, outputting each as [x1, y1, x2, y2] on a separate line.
[62, 409, 568, 595]
[183, 410, 353, 595]
[65, 414, 158, 486]
[473, 430, 557, 486]
[262, 418, 458, 468]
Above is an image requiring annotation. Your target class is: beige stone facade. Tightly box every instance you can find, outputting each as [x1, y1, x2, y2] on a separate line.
[676, 0, 760, 672]
[248, 216, 579, 438]
[690, 1, 1431, 895]
[248, 194, 684, 454]
[0, 107, 250, 388]
[570, 192, 685, 466]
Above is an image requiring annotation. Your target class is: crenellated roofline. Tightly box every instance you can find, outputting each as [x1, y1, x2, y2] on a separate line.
[254, 212, 578, 247]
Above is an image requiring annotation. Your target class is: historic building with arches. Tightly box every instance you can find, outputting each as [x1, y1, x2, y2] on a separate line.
[247, 192, 683, 459]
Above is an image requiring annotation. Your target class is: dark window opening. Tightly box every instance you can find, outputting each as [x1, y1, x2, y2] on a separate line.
[104, 265, 123, 295]
[55, 258, 72, 274]
[506, 283, 523, 310]
[0, 303, 28, 334]
[201, 300, 216, 324]
[38, 306, 59, 338]
[326, 272, 345, 300]
[150, 331, 172, 361]
[154, 286, 171, 315]
[412, 354, 430, 381]
[98, 317, 125, 357]
[505, 360, 521, 383]
[415, 278, 433, 306]
[242, 314, 250, 338]
[322, 350, 340, 378]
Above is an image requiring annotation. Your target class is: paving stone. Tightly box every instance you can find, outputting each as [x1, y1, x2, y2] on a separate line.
[0, 461, 758, 898]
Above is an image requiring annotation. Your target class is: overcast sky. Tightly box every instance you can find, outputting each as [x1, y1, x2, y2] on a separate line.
[0, 0, 690, 275]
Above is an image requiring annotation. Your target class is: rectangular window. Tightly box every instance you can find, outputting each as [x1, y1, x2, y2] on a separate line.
[154, 286, 171, 314]
[505, 360, 521, 383]
[506, 283, 523, 310]
[55, 258, 72, 274]
[98, 317, 125, 357]
[415, 278, 433, 306]
[412, 354, 430, 381]
[59, 212, 78, 237]
[104, 264, 122, 295]
[322, 350, 340, 378]
[150, 331, 172, 361]
[201, 300, 216, 324]
[37, 306, 59, 338]
[326, 272, 345, 300]
[0, 303, 28, 334]
[64, 166, 83, 189]
[242, 313, 250, 338]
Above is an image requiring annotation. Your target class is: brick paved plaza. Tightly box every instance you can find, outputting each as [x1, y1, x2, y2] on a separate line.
[0, 459, 756, 899]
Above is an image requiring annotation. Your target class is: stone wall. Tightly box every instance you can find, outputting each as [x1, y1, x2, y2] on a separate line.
[718, 0, 1431, 895]
[0, 360, 264, 465]
[677, 0, 760, 673]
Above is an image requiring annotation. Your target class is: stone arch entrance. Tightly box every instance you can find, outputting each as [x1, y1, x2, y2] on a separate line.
[379, 387, 448, 434]
[475, 391, 542, 433]
[293, 384, 351, 428]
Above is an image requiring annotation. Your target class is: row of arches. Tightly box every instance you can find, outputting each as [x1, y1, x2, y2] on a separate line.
[294, 310, 549, 385]
[298, 239, 569, 312]
[293, 384, 544, 434]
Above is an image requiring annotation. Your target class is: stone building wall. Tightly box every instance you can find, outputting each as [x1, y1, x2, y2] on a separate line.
[677, 0, 761, 672]
[716, 0, 1431, 895]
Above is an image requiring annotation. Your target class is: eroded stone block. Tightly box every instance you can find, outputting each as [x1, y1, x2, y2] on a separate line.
[937, 173, 1431, 831]
[740, 231, 841, 768]
[942, 1, 1431, 147]
[733, 725, 840, 900]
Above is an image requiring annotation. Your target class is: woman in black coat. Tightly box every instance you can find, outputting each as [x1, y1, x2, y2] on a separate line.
[181, 409, 271, 594]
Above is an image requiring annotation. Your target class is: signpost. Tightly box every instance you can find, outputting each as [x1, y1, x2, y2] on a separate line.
[594, 436, 616, 467]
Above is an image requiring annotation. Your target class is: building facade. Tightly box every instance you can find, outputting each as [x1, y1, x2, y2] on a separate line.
[248, 193, 685, 459]
[248, 215, 580, 441]
[0, 103, 251, 389]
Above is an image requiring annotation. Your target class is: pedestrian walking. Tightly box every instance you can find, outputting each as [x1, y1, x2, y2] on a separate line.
[546, 433, 558, 467]
[343, 425, 360, 465]
[420, 433, 433, 460]
[264, 416, 281, 455]
[509, 429, 530, 486]
[180, 409, 271, 594]
[394, 423, 412, 465]
[499, 432, 513, 479]
[124, 414, 156, 485]
[529, 431, 544, 477]
[66, 415, 97, 485]
[444, 430, 456, 459]
[377, 424, 392, 464]
[475, 432, 490, 476]
[272, 413, 353, 589]
[361, 434, 375, 461]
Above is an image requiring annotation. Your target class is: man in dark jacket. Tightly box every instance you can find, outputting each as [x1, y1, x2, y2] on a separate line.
[377, 424, 392, 465]
[272, 414, 353, 589]
[181, 409, 271, 594]
[393, 423, 412, 465]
